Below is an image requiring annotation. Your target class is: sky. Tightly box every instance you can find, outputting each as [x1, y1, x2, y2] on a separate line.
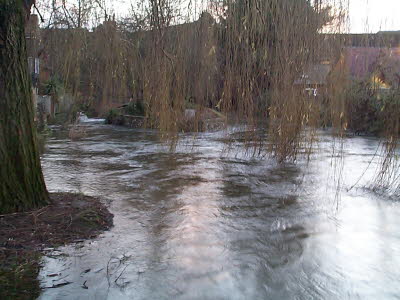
[38, 0, 400, 33]
[348, 0, 400, 33]
[112, 0, 400, 33]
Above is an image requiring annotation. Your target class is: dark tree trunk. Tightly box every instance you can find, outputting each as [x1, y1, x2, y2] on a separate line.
[0, 0, 49, 213]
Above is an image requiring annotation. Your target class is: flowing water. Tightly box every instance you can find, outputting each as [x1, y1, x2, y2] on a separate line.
[38, 122, 400, 300]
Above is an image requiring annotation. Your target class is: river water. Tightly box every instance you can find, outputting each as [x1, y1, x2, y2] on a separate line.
[38, 122, 400, 300]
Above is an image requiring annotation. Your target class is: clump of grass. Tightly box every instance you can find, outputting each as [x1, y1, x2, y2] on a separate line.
[105, 108, 121, 125]
[0, 251, 41, 300]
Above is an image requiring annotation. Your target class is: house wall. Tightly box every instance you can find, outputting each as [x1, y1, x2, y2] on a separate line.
[26, 14, 40, 87]
[37, 95, 52, 116]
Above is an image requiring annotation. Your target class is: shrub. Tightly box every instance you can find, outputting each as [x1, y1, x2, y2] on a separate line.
[124, 101, 145, 116]
[105, 108, 120, 124]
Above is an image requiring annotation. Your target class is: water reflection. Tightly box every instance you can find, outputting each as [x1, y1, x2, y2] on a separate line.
[39, 124, 400, 299]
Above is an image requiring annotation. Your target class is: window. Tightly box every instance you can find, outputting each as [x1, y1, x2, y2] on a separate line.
[34, 58, 40, 75]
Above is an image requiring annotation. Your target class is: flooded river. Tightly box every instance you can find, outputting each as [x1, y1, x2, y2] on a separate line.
[38, 123, 400, 299]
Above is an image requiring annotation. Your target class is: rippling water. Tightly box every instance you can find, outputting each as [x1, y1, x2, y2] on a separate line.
[38, 123, 400, 300]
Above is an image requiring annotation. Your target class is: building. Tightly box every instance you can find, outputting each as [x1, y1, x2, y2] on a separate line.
[26, 14, 59, 120]
[25, 14, 40, 90]
[294, 62, 332, 97]
[333, 47, 400, 90]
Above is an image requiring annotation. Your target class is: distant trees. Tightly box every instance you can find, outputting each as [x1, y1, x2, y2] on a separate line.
[39, 0, 109, 29]
[39, 0, 131, 115]
[38, 1, 333, 130]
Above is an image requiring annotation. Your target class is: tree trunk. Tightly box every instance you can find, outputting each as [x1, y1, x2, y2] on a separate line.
[0, 0, 49, 213]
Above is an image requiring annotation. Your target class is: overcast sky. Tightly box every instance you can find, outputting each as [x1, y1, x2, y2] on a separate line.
[40, 0, 400, 33]
[349, 0, 400, 33]
[114, 0, 400, 33]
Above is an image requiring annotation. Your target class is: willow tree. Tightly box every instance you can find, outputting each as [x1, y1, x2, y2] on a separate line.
[217, 0, 333, 160]
[0, 0, 49, 213]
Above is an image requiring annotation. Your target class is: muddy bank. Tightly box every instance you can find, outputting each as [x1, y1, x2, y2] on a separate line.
[0, 193, 113, 300]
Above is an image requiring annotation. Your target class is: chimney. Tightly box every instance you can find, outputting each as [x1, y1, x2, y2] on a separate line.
[26, 14, 39, 39]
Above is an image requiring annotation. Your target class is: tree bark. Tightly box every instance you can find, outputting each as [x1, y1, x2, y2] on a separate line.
[0, 0, 49, 213]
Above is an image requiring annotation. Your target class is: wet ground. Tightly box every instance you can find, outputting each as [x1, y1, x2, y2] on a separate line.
[38, 122, 400, 299]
